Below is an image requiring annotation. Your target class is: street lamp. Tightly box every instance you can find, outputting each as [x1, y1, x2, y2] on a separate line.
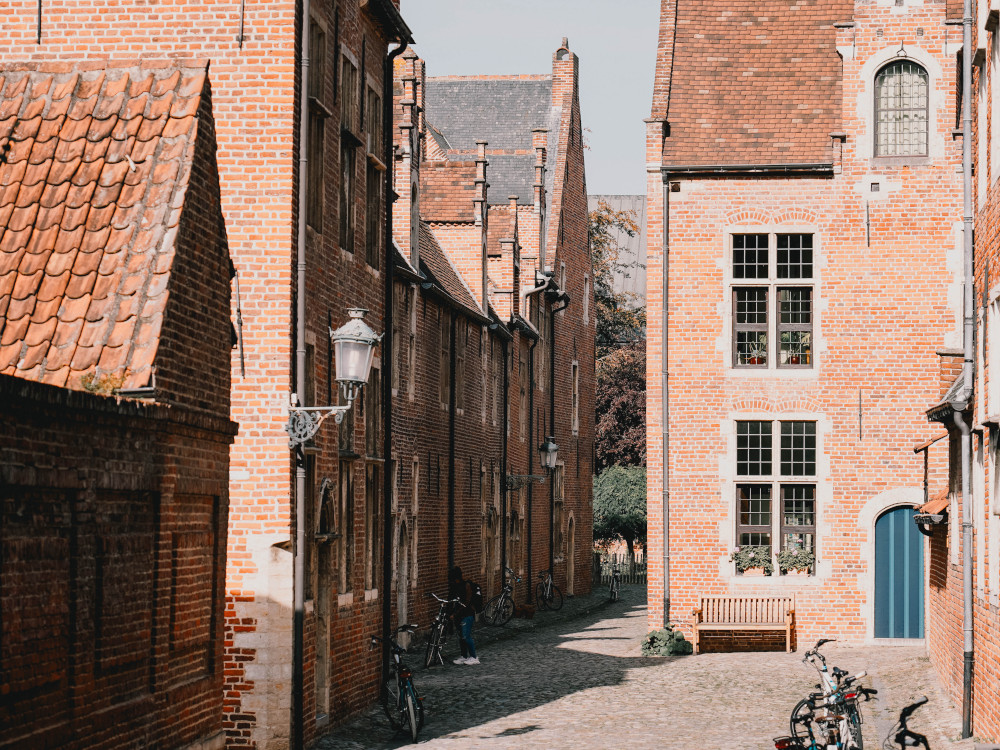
[285, 308, 381, 449]
[538, 436, 559, 470]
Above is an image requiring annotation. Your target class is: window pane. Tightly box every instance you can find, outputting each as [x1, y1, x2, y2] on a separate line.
[737, 421, 772, 476]
[734, 288, 768, 367]
[783, 532, 814, 554]
[740, 532, 772, 548]
[776, 234, 813, 279]
[779, 288, 812, 325]
[782, 485, 815, 525]
[780, 422, 816, 476]
[733, 234, 768, 279]
[736, 288, 768, 324]
[875, 61, 929, 156]
[778, 288, 813, 366]
[738, 484, 772, 526]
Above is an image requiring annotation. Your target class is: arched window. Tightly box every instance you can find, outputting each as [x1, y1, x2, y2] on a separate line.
[875, 60, 929, 156]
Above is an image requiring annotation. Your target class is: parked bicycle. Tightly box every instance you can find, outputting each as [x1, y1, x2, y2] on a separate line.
[424, 592, 459, 668]
[370, 624, 424, 742]
[774, 639, 872, 750]
[608, 563, 622, 602]
[483, 566, 520, 626]
[535, 569, 563, 611]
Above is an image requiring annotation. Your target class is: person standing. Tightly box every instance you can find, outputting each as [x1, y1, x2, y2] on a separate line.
[448, 566, 479, 665]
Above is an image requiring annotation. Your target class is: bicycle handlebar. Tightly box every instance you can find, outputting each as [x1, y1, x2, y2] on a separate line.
[428, 592, 460, 604]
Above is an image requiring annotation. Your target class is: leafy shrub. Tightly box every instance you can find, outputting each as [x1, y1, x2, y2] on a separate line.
[729, 545, 774, 575]
[641, 626, 692, 656]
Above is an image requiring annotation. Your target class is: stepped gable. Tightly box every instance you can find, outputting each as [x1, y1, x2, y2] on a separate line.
[0, 60, 208, 391]
[654, 0, 853, 168]
[418, 221, 482, 319]
[424, 76, 559, 205]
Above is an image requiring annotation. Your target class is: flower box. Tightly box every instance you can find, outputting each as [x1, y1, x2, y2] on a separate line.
[741, 567, 768, 577]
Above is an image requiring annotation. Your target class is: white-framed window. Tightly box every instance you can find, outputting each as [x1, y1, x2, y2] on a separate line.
[730, 232, 814, 369]
[583, 273, 590, 326]
[734, 419, 817, 575]
[874, 60, 929, 157]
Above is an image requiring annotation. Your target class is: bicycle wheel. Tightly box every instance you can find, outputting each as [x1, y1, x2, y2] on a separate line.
[424, 624, 442, 668]
[484, 594, 514, 626]
[844, 704, 863, 750]
[404, 681, 420, 742]
[610, 578, 620, 602]
[381, 677, 403, 730]
[789, 698, 820, 745]
[548, 584, 563, 610]
[535, 583, 547, 610]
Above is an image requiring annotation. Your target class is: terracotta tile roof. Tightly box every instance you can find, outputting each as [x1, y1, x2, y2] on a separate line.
[420, 160, 478, 223]
[918, 489, 949, 516]
[0, 60, 208, 391]
[418, 221, 482, 319]
[654, 0, 851, 168]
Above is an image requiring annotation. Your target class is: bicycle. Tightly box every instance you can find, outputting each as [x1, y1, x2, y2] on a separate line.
[608, 562, 621, 602]
[535, 569, 563, 611]
[424, 592, 459, 668]
[370, 624, 424, 742]
[483, 566, 520, 626]
[777, 639, 871, 750]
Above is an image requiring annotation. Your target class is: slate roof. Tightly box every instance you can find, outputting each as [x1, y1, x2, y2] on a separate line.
[655, 0, 852, 168]
[0, 60, 209, 390]
[418, 221, 482, 319]
[424, 77, 559, 205]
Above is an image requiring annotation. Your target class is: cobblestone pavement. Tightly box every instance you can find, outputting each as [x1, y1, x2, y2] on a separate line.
[315, 585, 973, 750]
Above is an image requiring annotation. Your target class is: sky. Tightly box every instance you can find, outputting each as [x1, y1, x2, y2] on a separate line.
[404, 0, 661, 197]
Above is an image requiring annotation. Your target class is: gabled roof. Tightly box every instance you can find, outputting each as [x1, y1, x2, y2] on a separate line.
[654, 0, 851, 169]
[424, 76, 559, 205]
[418, 221, 483, 320]
[0, 60, 209, 391]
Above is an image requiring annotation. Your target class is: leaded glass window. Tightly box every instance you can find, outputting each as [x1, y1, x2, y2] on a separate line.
[875, 61, 929, 157]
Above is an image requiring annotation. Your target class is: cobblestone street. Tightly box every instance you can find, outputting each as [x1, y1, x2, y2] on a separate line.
[316, 585, 972, 749]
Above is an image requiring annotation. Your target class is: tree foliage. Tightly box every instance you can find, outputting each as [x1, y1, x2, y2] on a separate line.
[596, 341, 646, 471]
[589, 199, 645, 357]
[593, 465, 647, 555]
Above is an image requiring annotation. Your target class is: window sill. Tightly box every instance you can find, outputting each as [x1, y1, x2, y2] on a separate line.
[870, 155, 930, 168]
[338, 592, 354, 608]
[729, 366, 818, 378]
[365, 588, 379, 602]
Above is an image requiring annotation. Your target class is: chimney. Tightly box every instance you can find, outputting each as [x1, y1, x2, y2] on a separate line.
[474, 140, 488, 226]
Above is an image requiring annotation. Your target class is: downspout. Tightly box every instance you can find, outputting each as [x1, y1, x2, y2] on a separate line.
[960, 0, 975, 737]
[382, 40, 408, 685]
[292, 0, 312, 744]
[660, 173, 671, 627]
[549, 291, 570, 575]
[447, 312, 457, 569]
[500, 334, 510, 578]
[526, 335, 537, 602]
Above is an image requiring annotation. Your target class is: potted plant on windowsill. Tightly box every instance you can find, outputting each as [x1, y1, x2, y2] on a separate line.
[730, 546, 773, 576]
[777, 547, 815, 576]
[747, 346, 766, 366]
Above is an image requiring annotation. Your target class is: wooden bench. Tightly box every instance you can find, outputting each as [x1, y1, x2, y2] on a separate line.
[691, 596, 795, 655]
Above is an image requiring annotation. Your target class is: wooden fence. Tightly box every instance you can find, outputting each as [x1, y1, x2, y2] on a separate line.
[593, 551, 647, 586]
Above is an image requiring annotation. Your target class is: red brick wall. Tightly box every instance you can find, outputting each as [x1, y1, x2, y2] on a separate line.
[646, 2, 962, 644]
[0, 375, 235, 750]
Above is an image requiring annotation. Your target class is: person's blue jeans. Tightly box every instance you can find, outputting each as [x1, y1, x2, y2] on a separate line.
[459, 615, 477, 658]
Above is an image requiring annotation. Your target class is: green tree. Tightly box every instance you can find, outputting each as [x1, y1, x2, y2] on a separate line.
[596, 341, 645, 471]
[589, 199, 645, 357]
[593, 465, 647, 558]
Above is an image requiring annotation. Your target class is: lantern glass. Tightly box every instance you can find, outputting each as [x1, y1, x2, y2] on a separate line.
[330, 308, 380, 401]
[539, 437, 558, 470]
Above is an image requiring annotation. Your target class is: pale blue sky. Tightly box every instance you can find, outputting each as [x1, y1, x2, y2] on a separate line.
[404, 0, 661, 196]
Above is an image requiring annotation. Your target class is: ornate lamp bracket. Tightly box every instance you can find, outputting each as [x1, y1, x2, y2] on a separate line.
[505, 474, 548, 491]
[285, 398, 352, 449]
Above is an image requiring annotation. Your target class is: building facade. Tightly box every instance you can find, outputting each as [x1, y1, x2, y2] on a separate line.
[0, 61, 236, 749]
[645, 0, 964, 649]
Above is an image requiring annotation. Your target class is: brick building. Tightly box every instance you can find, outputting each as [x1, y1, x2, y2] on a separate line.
[917, 1, 1000, 740]
[388, 39, 595, 633]
[0, 61, 236, 749]
[645, 0, 965, 651]
[3, 1, 413, 747]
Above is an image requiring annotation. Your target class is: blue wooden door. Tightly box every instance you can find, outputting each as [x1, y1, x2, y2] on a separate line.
[874, 506, 924, 638]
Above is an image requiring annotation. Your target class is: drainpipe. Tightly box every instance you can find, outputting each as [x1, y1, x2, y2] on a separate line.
[292, 0, 313, 743]
[660, 173, 671, 627]
[549, 291, 570, 575]
[499, 332, 511, 578]
[447, 313, 457, 569]
[526, 334, 537, 602]
[382, 40, 408, 684]
[960, 0, 975, 736]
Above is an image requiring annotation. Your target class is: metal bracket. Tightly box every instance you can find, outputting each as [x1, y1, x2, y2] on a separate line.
[506, 474, 547, 491]
[285, 405, 351, 449]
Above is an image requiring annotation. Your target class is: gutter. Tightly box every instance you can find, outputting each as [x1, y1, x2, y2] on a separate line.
[660, 173, 671, 627]
[660, 163, 833, 176]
